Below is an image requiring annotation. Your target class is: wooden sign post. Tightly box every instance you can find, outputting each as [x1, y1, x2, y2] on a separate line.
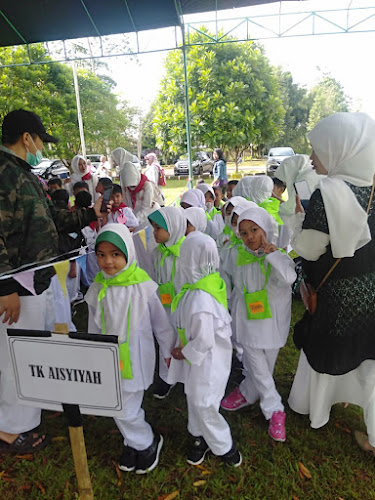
[7, 329, 123, 500]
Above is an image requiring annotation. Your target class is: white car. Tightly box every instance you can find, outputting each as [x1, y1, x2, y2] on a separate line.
[266, 147, 295, 175]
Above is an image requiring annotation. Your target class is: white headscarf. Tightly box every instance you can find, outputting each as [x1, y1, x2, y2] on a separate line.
[196, 183, 216, 200]
[176, 231, 219, 288]
[85, 223, 157, 343]
[112, 148, 141, 188]
[185, 207, 207, 233]
[308, 112, 375, 258]
[231, 201, 257, 222]
[238, 206, 278, 245]
[274, 154, 321, 216]
[180, 188, 206, 209]
[222, 196, 251, 228]
[153, 206, 186, 246]
[233, 175, 273, 204]
[71, 154, 88, 178]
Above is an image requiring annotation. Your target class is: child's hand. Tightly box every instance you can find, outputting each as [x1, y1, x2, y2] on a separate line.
[165, 357, 171, 368]
[171, 347, 185, 360]
[260, 233, 277, 254]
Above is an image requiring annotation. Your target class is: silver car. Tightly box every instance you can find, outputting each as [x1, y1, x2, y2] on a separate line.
[266, 147, 295, 175]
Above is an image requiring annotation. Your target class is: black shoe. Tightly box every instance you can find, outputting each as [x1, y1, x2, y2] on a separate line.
[153, 379, 174, 400]
[135, 433, 163, 474]
[186, 436, 210, 465]
[220, 445, 242, 467]
[118, 445, 137, 472]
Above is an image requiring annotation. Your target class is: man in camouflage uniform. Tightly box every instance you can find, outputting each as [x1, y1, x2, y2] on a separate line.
[0, 110, 104, 453]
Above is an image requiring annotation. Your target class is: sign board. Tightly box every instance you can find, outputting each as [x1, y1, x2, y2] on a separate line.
[7, 333, 123, 417]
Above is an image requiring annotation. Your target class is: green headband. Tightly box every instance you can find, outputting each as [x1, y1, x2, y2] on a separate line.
[148, 210, 168, 232]
[95, 231, 128, 260]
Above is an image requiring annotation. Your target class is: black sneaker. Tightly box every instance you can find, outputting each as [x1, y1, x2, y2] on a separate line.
[220, 445, 242, 467]
[153, 379, 174, 400]
[187, 436, 210, 465]
[118, 445, 137, 472]
[135, 433, 163, 474]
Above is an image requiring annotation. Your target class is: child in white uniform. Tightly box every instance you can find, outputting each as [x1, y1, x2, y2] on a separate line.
[184, 207, 207, 235]
[147, 207, 186, 399]
[85, 224, 175, 474]
[221, 207, 296, 442]
[180, 189, 218, 240]
[168, 232, 242, 467]
[107, 184, 139, 230]
[196, 183, 225, 234]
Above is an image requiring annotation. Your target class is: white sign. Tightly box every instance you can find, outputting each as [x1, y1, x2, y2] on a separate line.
[7, 334, 123, 417]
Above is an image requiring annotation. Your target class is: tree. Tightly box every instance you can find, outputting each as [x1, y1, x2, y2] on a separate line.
[153, 29, 285, 169]
[307, 74, 350, 131]
[0, 44, 136, 161]
[273, 69, 313, 153]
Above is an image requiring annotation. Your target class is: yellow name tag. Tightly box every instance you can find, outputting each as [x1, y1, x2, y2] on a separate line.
[248, 301, 265, 314]
[160, 293, 172, 305]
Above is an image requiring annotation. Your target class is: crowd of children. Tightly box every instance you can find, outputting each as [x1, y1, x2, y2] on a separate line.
[47, 164, 302, 474]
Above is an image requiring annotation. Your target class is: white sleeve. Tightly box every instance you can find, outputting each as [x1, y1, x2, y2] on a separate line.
[148, 293, 175, 358]
[181, 312, 215, 366]
[291, 212, 330, 261]
[123, 208, 139, 228]
[87, 305, 102, 335]
[265, 251, 297, 285]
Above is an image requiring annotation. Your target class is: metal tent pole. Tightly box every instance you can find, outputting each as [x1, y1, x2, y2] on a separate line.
[181, 24, 193, 189]
[72, 62, 87, 158]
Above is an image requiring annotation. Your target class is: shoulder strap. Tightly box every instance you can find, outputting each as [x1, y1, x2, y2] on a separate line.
[317, 175, 375, 291]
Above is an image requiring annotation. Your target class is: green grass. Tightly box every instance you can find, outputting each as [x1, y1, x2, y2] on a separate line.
[2, 183, 375, 499]
[2, 303, 375, 500]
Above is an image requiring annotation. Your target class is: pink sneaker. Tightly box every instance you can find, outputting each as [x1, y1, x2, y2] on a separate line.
[268, 411, 286, 442]
[221, 387, 250, 411]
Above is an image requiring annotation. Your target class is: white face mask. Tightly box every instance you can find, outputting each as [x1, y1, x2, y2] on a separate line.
[205, 202, 214, 212]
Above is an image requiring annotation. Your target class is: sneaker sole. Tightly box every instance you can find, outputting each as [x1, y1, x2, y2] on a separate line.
[221, 401, 250, 412]
[135, 435, 164, 474]
[268, 429, 286, 442]
[152, 384, 175, 400]
[118, 464, 135, 472]
[186, 447, 210, 466]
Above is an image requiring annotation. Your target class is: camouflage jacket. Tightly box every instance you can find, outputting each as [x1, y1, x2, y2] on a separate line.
[0, 149, 97, 296]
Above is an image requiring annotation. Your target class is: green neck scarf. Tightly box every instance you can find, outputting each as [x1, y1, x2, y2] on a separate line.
[94, 263, 151, 304]
[158, 236, 185, 266]
[223, 225, 233, 235]
[237, 245, 285, 268]
[229, 232, 242, 248]
[258, 198, 283, 226]
[206, 207, 221, 221]
[171, 272, 228, 313]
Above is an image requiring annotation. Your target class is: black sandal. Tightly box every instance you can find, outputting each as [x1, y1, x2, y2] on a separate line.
[0, 431, 49, 454]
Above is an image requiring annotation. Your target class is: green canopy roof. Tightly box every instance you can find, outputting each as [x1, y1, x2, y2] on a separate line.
[0, 0, 300, 47]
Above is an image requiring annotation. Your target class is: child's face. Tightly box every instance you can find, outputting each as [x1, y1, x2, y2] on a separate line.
[239, 220, 266, 251]
[49, 183, 60, 193]
[96, 241, 127, 275]
[225, 203, 234, 217]
[273, 184, 286, 198]
[204, 192, 214, 203]
[151, 221, 170, 244]
[112, 192, 123, 209]
[226, 184, 235, 199]
[78, 159, 87, 173]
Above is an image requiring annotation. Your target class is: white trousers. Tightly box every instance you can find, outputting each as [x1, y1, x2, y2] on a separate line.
[240, 346, 284, 420]
[187, 397, 232, 456]
[0, 293, 47, 434]
[114, 390, 154, 451]
[159, 350, 169, 383]
[45, 275, 76, 332]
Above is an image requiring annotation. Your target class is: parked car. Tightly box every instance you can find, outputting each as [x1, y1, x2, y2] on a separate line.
[86, 154, 101, 170]
[266, 147, 295, 175]
[31, 159, 70, 180]
[174, 151, 214, 176]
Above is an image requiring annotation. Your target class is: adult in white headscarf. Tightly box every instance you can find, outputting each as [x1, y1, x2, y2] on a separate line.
[167, 232, 241, 465]
[144, 153, 161, 187]
[180, 189, 218, 240]
[69, 154, 99, 200]
[112, 148, 164, 225]
[274, 154, 321, 221]
[273, 154, 321, 249]
[185, 207, 207, 234]
[288, 112, 375, 455]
